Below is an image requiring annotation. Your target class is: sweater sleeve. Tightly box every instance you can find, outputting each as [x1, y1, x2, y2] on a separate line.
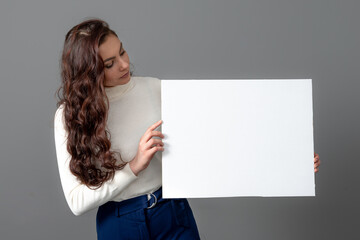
[54, 105, 138, 216]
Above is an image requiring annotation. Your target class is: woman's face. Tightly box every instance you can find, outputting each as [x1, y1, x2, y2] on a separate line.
[99, 34, 130, 87]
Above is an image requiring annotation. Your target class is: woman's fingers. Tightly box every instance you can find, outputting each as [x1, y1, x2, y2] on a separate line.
[147, 120, 162, 134]
[148, 144, 165, 155]
[151, 130, 165, 139]
[142, 120, 163, 143]
[314, 153, 320, 173]
[314, 159, 320, 167]
[314, 154, 320, 163]
[144, 138, 164, 150]
[140, 120, 165, 153]
[130, 120, 165, 176]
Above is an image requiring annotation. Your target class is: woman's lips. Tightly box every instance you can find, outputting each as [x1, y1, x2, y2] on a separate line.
[120, 71, 129, 78]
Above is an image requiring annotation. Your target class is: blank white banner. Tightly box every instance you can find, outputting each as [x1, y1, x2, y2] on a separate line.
[161, 79, 315, 198]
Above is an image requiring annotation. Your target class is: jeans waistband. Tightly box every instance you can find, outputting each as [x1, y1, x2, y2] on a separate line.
[103, 187, 165, 217]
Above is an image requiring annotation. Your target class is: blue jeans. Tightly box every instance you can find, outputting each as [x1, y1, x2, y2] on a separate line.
[96, 189, 200, 240]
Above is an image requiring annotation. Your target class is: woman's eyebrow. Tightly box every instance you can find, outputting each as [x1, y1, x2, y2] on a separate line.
[104, 42, 123, 63]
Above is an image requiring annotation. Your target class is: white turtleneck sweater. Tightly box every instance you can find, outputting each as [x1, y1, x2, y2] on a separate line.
[54, 76, 162, 216]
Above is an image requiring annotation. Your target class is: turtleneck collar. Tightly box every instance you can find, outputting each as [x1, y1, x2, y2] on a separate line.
[104, 76, 135, 102]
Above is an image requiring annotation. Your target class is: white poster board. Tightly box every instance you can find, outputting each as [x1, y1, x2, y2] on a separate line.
[161, 79, 315, 198]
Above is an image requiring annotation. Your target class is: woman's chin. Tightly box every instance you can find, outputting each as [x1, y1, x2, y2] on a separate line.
[116, 76, 131, 85]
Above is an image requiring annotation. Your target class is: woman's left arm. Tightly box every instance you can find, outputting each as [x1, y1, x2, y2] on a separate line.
[314, 153, 320, 173]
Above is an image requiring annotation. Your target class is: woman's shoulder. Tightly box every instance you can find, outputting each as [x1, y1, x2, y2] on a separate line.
[132, 76, 160, 88]
[132, 76, 160, 95]
[55, 103, 65, 115]
[54, 103, 65, 124]
[132, 76, 160, 82]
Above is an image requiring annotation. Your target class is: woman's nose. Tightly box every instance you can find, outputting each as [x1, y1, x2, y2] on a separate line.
[118, 58, 129, 71]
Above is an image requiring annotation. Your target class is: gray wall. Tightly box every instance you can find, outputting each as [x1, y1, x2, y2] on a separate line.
[1, 0, 359, 239]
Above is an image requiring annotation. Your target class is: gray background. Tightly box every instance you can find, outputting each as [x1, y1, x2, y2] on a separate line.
[0, 0, 359, 239]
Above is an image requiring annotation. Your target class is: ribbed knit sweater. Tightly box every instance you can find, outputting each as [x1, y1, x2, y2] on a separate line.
[54, 76, 162, 216]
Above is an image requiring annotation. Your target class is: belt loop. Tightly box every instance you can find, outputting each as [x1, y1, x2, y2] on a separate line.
[116, 205, 120, 217]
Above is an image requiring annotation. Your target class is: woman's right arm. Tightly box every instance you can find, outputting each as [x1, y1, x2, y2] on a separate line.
[54, 106, 138, 216]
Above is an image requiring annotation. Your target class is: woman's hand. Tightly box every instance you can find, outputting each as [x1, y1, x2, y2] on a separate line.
[314, 153, 320, 173]
[129, 120, 165, 176]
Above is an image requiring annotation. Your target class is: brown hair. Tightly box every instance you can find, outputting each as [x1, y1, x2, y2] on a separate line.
[56, 19, 131, 189]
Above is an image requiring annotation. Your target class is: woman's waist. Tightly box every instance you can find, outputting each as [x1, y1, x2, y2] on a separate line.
[111, 169, 162, 202]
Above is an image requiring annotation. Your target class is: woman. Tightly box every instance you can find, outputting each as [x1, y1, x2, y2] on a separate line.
[54, 19, 321, 240]
[54, 18, 200, 240]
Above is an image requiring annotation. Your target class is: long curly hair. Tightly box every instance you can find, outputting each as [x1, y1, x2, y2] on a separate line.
[55, 19, 133, 189]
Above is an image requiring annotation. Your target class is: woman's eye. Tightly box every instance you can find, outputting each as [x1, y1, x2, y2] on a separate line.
[120, 51, 126, 56]
[105, 62, 113, 69]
